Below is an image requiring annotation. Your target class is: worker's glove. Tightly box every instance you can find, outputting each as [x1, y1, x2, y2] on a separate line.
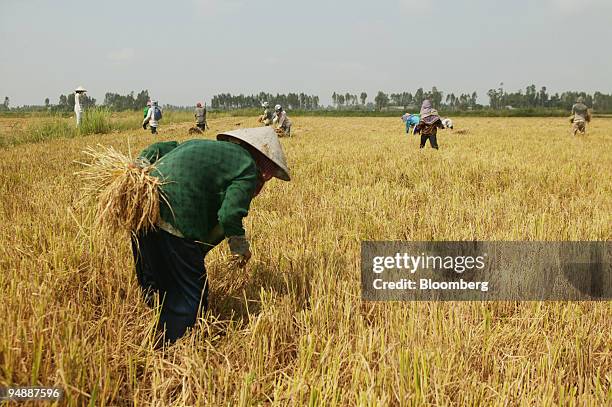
[228, 235, 251, 267]
[143, 123, 148, 130]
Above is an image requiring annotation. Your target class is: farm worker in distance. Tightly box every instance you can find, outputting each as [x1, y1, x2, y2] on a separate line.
[273, 104, 292, 136]
[194, 102, 207, 131]
[143, 100, 162, 134]
[441, 118, 454, 130]
[133, 126, 291, 343]
[143, 100, 151, 129]
[259, 101, 273, 126]
[570, 96, 590, 136]
[401, 112, 420, 135]
[414, 99, 445, 149]
[74, 86, 87, 127]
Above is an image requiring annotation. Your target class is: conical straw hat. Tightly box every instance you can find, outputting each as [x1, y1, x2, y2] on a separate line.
[75, 86, 87, 92]
[217, 127, 291, 181]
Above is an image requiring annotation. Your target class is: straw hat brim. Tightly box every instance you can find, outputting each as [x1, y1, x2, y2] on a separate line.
[217, 127, 291, 181]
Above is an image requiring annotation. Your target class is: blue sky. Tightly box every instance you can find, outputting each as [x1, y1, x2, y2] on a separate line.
[1, 0, 611, 106]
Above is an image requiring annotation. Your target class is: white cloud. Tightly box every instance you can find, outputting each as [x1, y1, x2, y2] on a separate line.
[107, 48, 134, 63]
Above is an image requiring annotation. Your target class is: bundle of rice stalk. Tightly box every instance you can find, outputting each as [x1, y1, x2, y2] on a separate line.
[188, 126, 204, 135]
[275, 128, 288, 137]
[77, 144, 168, 236]
[208, 253, 253, 295]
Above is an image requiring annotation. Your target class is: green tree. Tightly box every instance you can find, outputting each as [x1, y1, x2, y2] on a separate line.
[526, 84, 537, 107]
[538, 86, 548, 107]
[414, 88, 424, 107]
[487, 89, 497, 109]
[135, 90, 150, 109]
[337, 94, 345, 108]
[312, 96, 319, 109]
[390, 93, 401, 106]
[360, 92, 367, 105]
[374, 91, 389, 110]
[430, 86, 443, 108]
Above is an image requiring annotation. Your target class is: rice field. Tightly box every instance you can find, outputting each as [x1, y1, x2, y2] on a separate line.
[0, 115, 610, 406]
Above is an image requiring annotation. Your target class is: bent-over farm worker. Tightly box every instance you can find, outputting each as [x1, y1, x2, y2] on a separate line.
[414, 99, 445, 149]
[195, 102, 207, 130]
[260, 102, 273, 126]
[143, 100, 162, 134]
[142, 100, 151, 129]
[273, 104, 292, 136]
[74, 86, 87, 127]
[442, 118, 453, 129]
[571, 96, 590, 136]
[401, 112, 420, 135]
[132, 126, 291, 342]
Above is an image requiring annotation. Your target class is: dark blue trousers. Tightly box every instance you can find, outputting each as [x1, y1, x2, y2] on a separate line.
[419, 134, 439, 149]
[131, 229, 209, 343]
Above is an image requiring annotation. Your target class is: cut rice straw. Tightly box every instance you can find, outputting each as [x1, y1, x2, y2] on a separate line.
[76, 144, 170, 236]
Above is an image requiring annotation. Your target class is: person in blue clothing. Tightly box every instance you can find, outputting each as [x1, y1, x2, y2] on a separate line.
[401, 112, 420, 135]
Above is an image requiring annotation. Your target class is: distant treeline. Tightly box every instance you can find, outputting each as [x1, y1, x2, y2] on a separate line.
[2, 85, 612, 114]
[336, 86, 612, 112]
[210, 86, 612, 113]
[486, 84, 612, 111]
[1, 90, 193, 113]
[210, 92, 320, 110]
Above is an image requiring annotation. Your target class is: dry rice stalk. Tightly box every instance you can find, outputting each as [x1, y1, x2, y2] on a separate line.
[188, 126, 204, 135]
[76, 144, 169, 235]
[275, 128, 288, 137]
[207, 253, 253, 296]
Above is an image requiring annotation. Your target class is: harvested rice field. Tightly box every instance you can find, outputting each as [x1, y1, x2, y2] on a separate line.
[0, 116, 610, 405]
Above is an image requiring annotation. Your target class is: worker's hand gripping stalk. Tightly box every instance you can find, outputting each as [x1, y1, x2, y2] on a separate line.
[228, 235, 251, 267]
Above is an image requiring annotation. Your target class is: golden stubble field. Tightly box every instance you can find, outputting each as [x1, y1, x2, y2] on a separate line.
[0, 116, 610, 406]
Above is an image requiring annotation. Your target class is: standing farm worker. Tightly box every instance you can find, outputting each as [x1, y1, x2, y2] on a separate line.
[570, 96, 591, 136]
[259, 102, 274, 126]
[442, 118, 454, 130]
[273, 104, 292, 136]
[142, 100, 151, 129]
[143, 100, 162, 134]
[74, 86, 87, 127]
[401, 112, 420, 135]
[414, 100, 445, 149]
[132, 126, 291, 342]
[194, 102, 207, 130]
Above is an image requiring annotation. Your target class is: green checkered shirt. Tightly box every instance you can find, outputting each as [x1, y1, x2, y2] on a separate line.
[139, 140, 258, 245]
